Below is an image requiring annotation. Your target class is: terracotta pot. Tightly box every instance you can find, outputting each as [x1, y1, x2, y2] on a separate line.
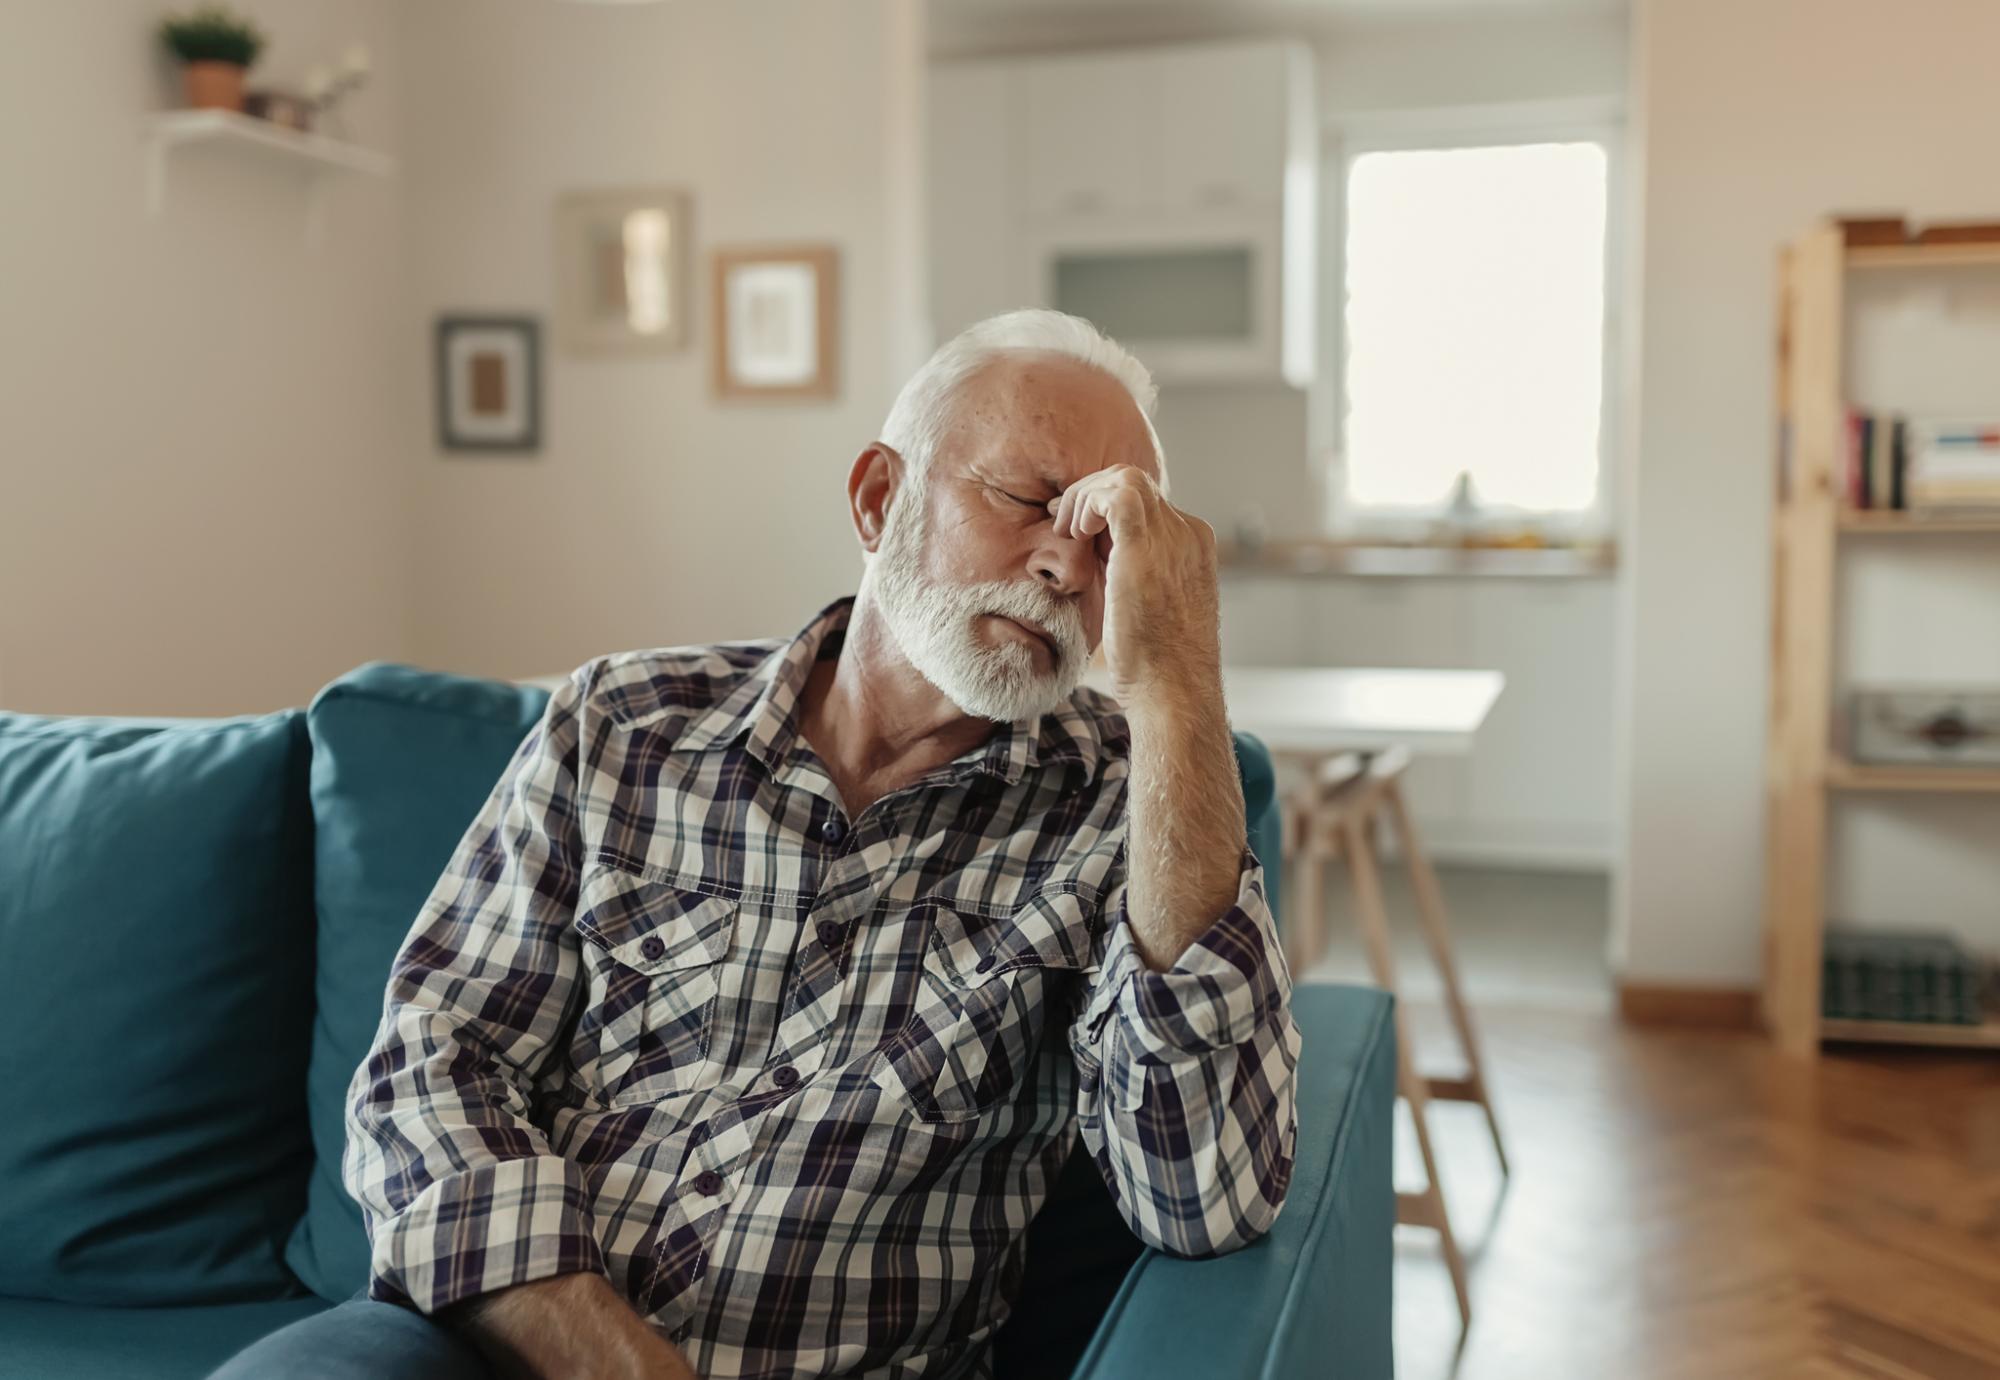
[183, 61, 247, 112]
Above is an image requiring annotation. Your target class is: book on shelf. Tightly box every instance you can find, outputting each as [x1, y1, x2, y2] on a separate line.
[1844, 409, 2000, 516]
[1822, 928, 1984, 1026]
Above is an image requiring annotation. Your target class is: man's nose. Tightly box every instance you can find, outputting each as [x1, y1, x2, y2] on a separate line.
[1031, 530, 1096, 597]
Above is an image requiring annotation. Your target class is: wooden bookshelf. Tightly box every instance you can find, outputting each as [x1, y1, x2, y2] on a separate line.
[1846, 241, 2000, 271]
[1838, 510, 2000, 534]
[1825, 754, 2000, 794]
[1820, 1015, 2000, 1049]
[1763, 218, 2000, 1058]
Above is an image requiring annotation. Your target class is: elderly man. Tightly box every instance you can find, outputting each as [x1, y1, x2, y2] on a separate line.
[213, 309, 1298, 1380]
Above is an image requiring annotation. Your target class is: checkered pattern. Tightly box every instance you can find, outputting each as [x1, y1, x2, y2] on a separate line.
[342, 596, 1299, 1380]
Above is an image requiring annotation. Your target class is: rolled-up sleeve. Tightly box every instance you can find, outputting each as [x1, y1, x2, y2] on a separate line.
[1070, 846, 1301, 1259]
[340, 663, 609, 1315]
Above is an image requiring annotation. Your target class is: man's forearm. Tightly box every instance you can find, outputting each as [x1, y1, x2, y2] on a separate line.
[1123, 669, 1248, 971]
[438, 1270, 698, 1380]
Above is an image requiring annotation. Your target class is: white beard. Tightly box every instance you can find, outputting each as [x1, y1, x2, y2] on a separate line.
[866, 476, 1091, 723]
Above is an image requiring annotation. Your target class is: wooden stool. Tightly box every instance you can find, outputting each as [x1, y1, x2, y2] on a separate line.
[1278, 745, 1509, 1331]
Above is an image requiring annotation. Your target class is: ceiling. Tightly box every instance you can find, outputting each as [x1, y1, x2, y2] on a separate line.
[930, 0, 1629, 58]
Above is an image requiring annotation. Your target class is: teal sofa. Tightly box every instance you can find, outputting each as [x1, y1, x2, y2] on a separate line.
[0, 661, 1395, 1379]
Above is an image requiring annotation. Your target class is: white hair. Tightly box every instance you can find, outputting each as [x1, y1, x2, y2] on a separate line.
[877, 308, 1168, 499]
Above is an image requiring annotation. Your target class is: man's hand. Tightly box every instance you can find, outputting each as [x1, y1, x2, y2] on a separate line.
[1047, 464, 1222, 711]
[438, 1270, 700, 1380]
[1048, 465, 1243, 971]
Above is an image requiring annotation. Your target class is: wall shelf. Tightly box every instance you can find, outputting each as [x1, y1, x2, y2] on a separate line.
[142, 109, 395, 245]
[1219, 539, 1616, 580]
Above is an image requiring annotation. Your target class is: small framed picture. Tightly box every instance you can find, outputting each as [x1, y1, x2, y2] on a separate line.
[435, 316, 541, 453]
[554, 188, 693, 354]
[711, 244, 839, 401]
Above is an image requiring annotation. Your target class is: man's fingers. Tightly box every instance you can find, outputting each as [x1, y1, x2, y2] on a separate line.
[1050, 465, 1164, 543]
[1052, 486, 1083, 540]
[1075, 491, 1109, 539]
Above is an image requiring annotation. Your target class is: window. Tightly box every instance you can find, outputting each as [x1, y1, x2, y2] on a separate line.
[1336, 137, 1611, 529]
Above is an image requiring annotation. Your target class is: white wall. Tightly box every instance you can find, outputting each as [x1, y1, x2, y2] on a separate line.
[1314, 8, 1628, 117]
[398, 0, 927, 682]
[1618, 0, 2000, 983]
[0, 0, 927, 715]
[0, 0, 412, 715]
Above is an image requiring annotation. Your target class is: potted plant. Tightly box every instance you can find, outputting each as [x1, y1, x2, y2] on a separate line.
[160, 5, 267, 113]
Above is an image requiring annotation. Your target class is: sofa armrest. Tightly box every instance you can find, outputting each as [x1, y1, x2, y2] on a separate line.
[1070, 984, 1397, 1380]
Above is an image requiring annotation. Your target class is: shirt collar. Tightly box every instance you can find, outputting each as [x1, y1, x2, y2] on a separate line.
[667, 595, 1108, 788]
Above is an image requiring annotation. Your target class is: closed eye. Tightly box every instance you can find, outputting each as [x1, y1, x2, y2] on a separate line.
[989, 485, 1048, 511]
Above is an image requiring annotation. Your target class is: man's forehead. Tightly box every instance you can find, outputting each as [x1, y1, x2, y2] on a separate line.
[948, 355, 1159, 486]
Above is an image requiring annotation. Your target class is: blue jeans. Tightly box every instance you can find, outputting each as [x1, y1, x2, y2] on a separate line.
[206, 1289, 493, 1380]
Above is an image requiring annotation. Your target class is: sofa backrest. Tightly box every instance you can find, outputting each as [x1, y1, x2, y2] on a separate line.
[284, 663, 551, 1301]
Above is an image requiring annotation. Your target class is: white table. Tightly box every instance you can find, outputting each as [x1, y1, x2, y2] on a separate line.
[1083, 665, 1505, 755]
[1213, 666, 1502, 755]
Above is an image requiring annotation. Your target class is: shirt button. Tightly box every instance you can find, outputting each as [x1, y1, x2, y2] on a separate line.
[816, 920, 843, 950]
[639, 935, 665, 961]
[975, 952, 997, 973]
[819, 818, 847, 846]
[771, 1064, 800, 1089]
[693, 1170, 724, 1197]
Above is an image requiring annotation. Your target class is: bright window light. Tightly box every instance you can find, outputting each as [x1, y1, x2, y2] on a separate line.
[1341, 141, 1608, 516]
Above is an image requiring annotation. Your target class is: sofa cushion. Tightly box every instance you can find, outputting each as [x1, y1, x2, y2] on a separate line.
[0, 1294, 331, 1380]
[284, 663, 551, 1302]
[0, 711, 317, 1305]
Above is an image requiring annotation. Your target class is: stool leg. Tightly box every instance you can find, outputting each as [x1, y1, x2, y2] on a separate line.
[1344, 815, 1472, 1332]
[1292, 793, 1325, 973]
[1383, 777, 1510, 1178]
[1277, 793, 1306, 977]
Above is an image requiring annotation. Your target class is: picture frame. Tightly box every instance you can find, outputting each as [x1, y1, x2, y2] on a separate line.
[435, 315, 541, 453]
[711, 244, 840, 401]
[554, 187, 693, 354]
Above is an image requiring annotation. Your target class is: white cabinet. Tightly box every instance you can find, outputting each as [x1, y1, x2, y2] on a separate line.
[929, 40, 1317, 388]
[1158, 44, 1290, 214]
[1023, 53, 1160, 221]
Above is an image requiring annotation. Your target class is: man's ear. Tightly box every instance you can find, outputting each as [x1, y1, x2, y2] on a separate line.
[849, 443, 904, 554]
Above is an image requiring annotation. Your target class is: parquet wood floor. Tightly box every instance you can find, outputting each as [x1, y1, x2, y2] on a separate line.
[1374, 999, 2000, 1379]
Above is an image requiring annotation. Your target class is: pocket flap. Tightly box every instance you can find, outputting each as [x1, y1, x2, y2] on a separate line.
[927, 887, 1097, 986]
[576, 866, 735, 976]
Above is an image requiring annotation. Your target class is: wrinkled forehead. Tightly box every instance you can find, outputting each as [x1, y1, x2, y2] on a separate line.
[940, 353, 1162, 491]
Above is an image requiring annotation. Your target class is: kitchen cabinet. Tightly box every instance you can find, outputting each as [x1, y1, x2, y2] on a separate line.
[930, 39, 1317, 387]
[1158, 43, 1291, 214]
[1023, 52, 1160, 221]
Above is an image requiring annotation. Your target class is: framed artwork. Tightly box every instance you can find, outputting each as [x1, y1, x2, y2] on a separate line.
[554, 187, 693, 354]
[711, 244, 839, 401]
[436, 316, 541, 453]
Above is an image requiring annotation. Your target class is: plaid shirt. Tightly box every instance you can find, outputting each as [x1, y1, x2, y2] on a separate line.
[343, 595, 1299, 1380]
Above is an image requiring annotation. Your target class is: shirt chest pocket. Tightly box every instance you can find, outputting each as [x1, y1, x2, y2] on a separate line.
[870, 887, 1098, 1127]
[573, 865, 736, 1109]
